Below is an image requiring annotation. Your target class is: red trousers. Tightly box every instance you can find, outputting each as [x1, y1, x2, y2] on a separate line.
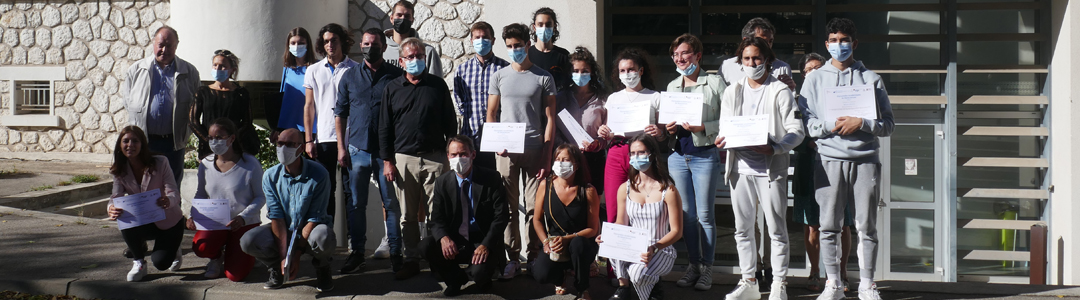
[191, 223, 258, 281]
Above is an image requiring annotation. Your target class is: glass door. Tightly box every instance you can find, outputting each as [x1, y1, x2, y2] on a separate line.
[879, 123, 945, 281]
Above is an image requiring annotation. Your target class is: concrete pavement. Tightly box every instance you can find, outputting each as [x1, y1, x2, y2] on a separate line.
[3, 206, 1080, 300]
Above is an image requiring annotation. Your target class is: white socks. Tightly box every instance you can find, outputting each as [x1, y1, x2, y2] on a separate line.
[859, 277, 874, 290]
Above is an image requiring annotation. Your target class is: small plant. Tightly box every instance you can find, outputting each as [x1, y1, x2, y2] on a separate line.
[70, 174, 100, 183]
[0, 166, 24, 177]
[29, 184, 54, 192]
[255, 126, 276, 169]
[57, 181, 71, 186]
[184, 134, 200, 169]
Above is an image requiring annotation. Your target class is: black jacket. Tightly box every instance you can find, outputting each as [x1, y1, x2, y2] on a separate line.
[428, 166, 509, 249]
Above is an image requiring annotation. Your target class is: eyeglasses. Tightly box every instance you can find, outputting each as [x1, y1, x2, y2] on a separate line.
[671, 51, 696, 58]
[214, 49, 234, 56]
[402, 54, 426, 60]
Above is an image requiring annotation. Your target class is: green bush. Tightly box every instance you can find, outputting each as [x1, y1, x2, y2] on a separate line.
[254, 126, 277, 170]
[71, 174, 100, 183]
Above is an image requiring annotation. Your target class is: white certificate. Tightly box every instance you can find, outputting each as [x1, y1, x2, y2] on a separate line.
[606, 100, 651, 136]
[557, 109, 595, 149]
[823, 85, 878, 122]
[598, 222, 652, 263]
[191, 199, 231, 231]
[480, 122, 526, 154]
[112, 189, 166, 230]
[658, 92, 704, 126]
[719, 114, 770, 149]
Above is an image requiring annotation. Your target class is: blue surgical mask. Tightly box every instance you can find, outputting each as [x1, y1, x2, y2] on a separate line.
[828, 42, 853, 62]
[572, 73, 591, 87]
[629, 154, 651, 172]
[676, 63, 697, 76]
[289, 44, 306, 58]
[404, 58, 426, 76]
[473, 38, 492, 56]
[212, 69, 229, 82]
[536, 26, 553, 43]
[508, 47, 528, 64]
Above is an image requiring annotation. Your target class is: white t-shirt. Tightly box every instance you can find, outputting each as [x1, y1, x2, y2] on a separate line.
[605, 88, 661, 137]
[303, 57, 359, 143]
[720, 56, 792, 86]
[736, 79, 769, 176]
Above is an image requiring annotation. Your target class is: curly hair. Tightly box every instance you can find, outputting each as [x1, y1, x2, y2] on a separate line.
[610, 47, 656, 91]
[531, 7, 560, 43]
[569, 46, 607, 97]
[315, 23, 355, 56]
[736, 37, 777, 74]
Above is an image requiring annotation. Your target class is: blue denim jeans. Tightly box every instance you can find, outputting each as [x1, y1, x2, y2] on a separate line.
[147, 135, 185, 187]
[345, 145, 402, 255]
[668, 147, 722, 265]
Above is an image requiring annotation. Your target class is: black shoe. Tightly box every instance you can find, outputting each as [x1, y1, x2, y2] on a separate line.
[390, 254, 404, 273]
[610, 286, 636, 300]
[443, 284, 463, 297]
[761, 268, 774, 290]
[316, 265, 334, 292]
[473, 280, 492, 293]
[340, 252, 366, 274]
[394, 261, 420, 280]
[649, 283, 664, 300]
[264, 267, 284, 290]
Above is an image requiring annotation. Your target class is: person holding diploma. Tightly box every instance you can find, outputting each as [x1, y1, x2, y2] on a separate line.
[797, 18, 894, 300]
[107, 125, 184, 282]
[239, 129, 336, 292]
[554, 46, 608, 197]
[532, 144, 601, 299]
[186, 118, 265, 281]
[714, 37, 804, 300]
[485, 23, 557, 279]
[599, 134, 682, 300]
[663, 33, 726, 291]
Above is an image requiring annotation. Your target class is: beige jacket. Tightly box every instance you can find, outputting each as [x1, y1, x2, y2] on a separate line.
[122, 56, 201, 150]
[720, 77, 804, 185]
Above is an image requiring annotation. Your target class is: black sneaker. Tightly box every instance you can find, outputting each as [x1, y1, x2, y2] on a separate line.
[394, 261, 420, 280]
[610, 285, 636, 300]
[443, 283, 463, 297]
[761, 268, 774, 290]
[390, 254, 404, 273]
[340, 252, 366, 274]
[316, 265, 334, 292]
[264, 267, 284, 290]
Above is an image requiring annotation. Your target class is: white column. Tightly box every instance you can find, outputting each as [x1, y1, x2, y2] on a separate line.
[1049, 0, 1080, 285]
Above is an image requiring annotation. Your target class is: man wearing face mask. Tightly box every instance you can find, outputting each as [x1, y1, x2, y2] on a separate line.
[383, 0, 443, 77]
[379, 37, 459, 280]
[453, 21, 510, 171]
[797, 18, 894, 300]
[719, 18, 795, 90]
[334, 28, 405, 275]
[485, 23, 558, 279]
[240, 129, 336, 292]
[528, 7, 573, 92]
[423, 135, 509, 296]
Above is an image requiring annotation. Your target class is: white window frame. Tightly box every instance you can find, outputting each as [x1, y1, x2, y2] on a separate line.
[0, 66, 65, 127]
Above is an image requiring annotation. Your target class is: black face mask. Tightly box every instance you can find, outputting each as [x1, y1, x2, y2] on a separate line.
[362, 46, 383, 62]
[393, 18, 413, 34]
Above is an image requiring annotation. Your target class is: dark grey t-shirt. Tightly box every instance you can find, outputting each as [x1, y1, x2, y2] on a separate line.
[489, 65, 556, 148]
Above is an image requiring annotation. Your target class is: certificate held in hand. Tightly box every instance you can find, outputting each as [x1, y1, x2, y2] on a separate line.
[557, 109, 595, 149]
[823, 85, 878, 122]
[480, 122, 526, 154]
[598, 222, 651, 263]
[719, 114, 770, 149]
[112, 189, 166, 230]
[606, 100, 651, 136]
[658, 92, 704, 126]
[191, 199, 232, 231]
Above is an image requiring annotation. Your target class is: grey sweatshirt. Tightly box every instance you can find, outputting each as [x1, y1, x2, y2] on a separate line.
[797, 60, 894, 163]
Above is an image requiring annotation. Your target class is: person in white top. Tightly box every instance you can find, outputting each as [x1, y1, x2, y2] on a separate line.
[719, 18, 796, 91]
[186, 118, 266, 281]
[304, 23, 358, 219]
[715, 37, 805, 300]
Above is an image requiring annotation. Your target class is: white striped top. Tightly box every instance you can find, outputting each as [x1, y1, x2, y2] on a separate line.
[624, 181, 671, 244]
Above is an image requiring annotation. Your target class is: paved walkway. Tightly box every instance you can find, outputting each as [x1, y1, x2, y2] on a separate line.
[2, 206, 1080, 300]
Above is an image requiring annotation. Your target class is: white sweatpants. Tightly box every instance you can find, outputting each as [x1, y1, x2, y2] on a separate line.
[731, 174, 790, 281]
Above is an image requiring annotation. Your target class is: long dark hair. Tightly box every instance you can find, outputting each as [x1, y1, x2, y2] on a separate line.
[736, 37, 777, 75]
[110, 126, 157, 177]
[531, 7, 560, 43]
[626, 134, 674, 193]
[283, 27, 316, 68]
[552, 143, 590, 188]
[610, 47, 656, 91]
[316, 23, 355, 57]
[208, 117, 245, 160]
[569, 46, 607, 98]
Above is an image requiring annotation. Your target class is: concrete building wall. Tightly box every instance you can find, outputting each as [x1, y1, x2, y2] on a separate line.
[1049, 0, 1079, 285]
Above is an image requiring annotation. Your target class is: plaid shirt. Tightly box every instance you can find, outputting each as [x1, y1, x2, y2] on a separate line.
[453, 55, 510, 143]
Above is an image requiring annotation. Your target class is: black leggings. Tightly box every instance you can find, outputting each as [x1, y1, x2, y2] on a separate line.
[532, 236, 599, 291]
[121, 218, 185, 271]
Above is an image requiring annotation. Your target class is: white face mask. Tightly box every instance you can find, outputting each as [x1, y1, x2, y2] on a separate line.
[551, 161, 575, 179]
[619, 71, 641, 89]
[209, 138, 231, 156]
[449, 156, 472, 175]
[276, 145, 301, 165]
[743, 63, 768, 81]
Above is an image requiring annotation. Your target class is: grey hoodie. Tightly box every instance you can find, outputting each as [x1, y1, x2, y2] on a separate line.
[797, 60, 894, 163]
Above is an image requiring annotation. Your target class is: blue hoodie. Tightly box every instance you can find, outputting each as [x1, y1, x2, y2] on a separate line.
[797, 60, 894, 163]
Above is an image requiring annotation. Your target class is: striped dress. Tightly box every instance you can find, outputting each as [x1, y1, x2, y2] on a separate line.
[611, 181, 677, 300]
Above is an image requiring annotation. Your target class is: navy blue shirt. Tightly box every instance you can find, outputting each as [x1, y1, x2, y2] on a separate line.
[334, 61, 403, 152]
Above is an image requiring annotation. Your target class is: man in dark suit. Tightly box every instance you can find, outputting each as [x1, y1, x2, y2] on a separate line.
[423, 135, 509, 296]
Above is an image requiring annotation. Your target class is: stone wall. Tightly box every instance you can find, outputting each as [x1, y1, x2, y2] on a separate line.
[0, 0, 169, 154]
[348, 0, 484, 82]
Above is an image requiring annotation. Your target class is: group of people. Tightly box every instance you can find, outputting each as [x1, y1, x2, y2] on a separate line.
[104, 2, 894, 300]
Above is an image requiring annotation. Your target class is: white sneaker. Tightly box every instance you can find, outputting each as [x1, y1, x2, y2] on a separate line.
[817, 280, 845, 300]
[858, 283, 883, 300]
[168, 248, 183, 271]
[676, 263, 699, 287]
[372, 236, 391, 259]
[768, 280, 788, 300]
[204, 258, 224, 279]
[127, 259, 147, 282]
[725, 279, 761, 300]
[694, 263, 713, 291]
[501, 260, 520, 279]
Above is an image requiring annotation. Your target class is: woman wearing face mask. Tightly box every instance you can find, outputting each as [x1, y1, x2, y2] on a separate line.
[663, 33, 726, 291]
[554, 47, 608, 197]
[599, 134, 683, 300]
[532, 144, 601, 300]
[529, 7, 573, 92]
[107, 125, 184, 282]
[189, 49, 258, 159]
[185, 118, 265, 281]
[271, 27, 317, 144]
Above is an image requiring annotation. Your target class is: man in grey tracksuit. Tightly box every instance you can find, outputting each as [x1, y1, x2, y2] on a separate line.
[797, 18, 894, 300]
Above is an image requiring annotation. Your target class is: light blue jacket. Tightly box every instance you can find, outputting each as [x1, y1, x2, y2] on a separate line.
[263, 158, 332, 230]
[797, 60, 894, 163]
